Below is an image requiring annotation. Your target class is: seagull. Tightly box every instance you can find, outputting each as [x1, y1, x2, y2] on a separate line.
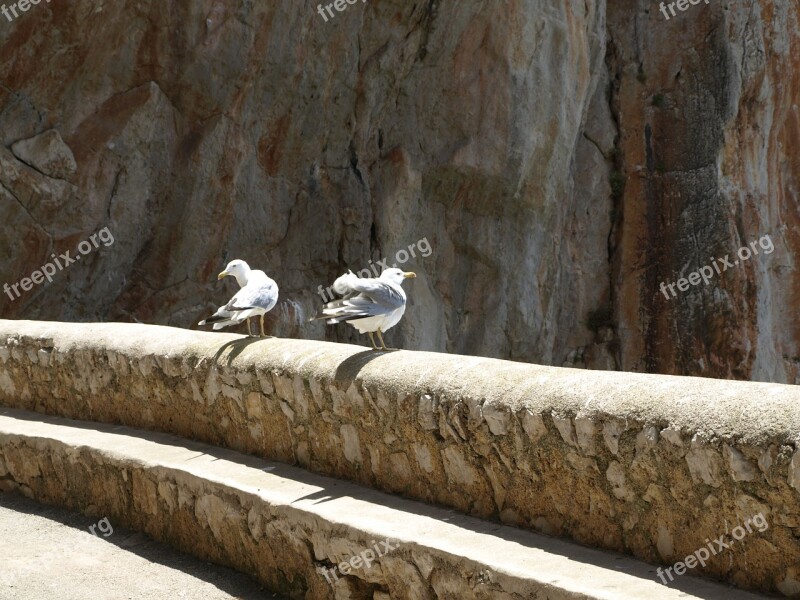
[315, 267, 416, 350]
[198, 259, 278, 337]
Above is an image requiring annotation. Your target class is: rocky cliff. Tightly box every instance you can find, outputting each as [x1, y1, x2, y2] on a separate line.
[0, 0, 797, 382]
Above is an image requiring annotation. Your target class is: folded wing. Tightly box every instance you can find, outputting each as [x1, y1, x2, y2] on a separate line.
[225, 278, 278, 313]
[319, 275, 405, 324]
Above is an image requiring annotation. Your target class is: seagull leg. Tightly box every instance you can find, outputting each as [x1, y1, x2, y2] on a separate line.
[368, 332, 380, 351]
[260, 314, 266, 338]
[246, 318, 253, 337]
[376, 329, 392, 351]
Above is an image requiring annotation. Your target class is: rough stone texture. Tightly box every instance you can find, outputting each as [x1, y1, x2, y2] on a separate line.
[0, 320, 799, 595]
[0, 0, 796, 383]
[10, 129, 77, 180]
[0, 0, 613, 361]
[0, 409, 769, 600]
[0, 0, 744, 386]
[605, 1, 800, 382]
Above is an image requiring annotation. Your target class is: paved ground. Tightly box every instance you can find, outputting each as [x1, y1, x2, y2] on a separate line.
[0, 492, 286, 600]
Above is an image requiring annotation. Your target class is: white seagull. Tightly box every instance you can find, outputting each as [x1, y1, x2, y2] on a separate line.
[315, 267, 416, 350]
[198, 259, 278, 337]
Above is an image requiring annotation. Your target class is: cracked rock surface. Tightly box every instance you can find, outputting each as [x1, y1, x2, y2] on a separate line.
[0, 1, 795, 381]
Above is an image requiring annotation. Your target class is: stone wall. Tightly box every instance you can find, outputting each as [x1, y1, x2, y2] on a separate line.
[1, 320, 799, 595]
[0, 422, 328, 598]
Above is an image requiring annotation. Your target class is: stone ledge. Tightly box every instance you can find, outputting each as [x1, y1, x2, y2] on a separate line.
[0, 408, 768, 600]
[0, 320, 799, 596]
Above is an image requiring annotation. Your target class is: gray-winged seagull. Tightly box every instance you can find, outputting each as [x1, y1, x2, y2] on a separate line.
[315, 267, 416, 350]
[198, 259, 278, 337]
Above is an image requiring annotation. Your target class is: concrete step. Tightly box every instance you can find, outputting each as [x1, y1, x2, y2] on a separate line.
[0, 408, 769, 600]
[0, 491, 284, 600]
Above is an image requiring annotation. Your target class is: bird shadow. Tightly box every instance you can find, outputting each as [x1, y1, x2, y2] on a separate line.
[211, 337, 263, 367]
[332, 348, 397, 385]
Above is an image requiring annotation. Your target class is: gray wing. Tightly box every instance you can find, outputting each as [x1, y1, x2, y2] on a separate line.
[318, 294, 387, 323]
[318, 281, 404, 323]
[225, 279, 278, 311]
[346, 279, 405, 310]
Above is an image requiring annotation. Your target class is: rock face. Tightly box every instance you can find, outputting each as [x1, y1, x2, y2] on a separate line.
[0, 1, 797, 382]
[10, 129, 77, 180]
[606, 1, 800, 382]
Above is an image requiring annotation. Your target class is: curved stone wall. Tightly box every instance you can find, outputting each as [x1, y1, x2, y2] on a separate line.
[1, 320, 798, 595]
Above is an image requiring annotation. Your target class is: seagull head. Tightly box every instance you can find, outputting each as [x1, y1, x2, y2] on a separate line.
[380, 267, 416, 286]
[218, 259, 251, 286]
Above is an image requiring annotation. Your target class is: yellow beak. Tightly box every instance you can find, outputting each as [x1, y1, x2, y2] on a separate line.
[403, 272, 417, 279]
[217, 271, 228, 280]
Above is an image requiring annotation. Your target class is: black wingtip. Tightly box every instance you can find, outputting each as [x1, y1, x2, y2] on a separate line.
[199, 315, 226, 324]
